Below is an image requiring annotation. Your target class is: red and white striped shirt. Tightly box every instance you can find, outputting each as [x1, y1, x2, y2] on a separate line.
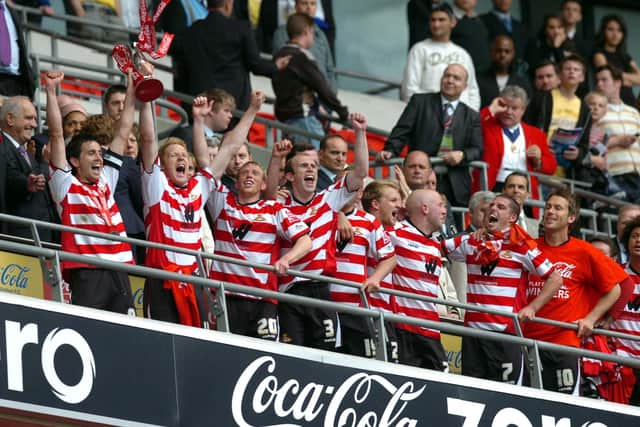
[330, 209, 395, 307]
[277, 176, 356, 292]
[443, 232, 554, 333]
[142, 162, 214, 271]
[209, 181, 309, 300]
[610, 266, 640, 359]
[391, 220, 442, 339]
[49, 151, 133, 270]
[367, 224, 401, 315]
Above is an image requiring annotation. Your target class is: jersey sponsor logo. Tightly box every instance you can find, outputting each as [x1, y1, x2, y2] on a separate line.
[425, 258, 438, 274]
[254, 214, 266, 222]
[184, 205, 195, 223]
[628, 295, 640, 312]
[337, 238, 350, 252]
[552, 262, 576, 279]
[499, 250, 513, 259]
[232, 223, 252, 240]
[480, 260, 499, 276]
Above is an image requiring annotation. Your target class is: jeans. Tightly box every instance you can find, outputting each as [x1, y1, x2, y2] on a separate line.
[285, 116, 325, 149]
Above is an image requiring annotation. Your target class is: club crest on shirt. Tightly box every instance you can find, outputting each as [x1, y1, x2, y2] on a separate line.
[254, 214, 266, 222]
[499, 250, 512, 259]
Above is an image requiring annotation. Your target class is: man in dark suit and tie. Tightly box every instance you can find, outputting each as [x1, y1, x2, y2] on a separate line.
[377, 64, 483, 207]
[0, 0, 35, 98]
[0, 96, 58, 243]
[170, 0, 289, 111]
[479, 0, 528, 63]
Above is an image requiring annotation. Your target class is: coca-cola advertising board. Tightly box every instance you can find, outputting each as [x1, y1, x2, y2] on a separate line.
[0, 291, 637, 426]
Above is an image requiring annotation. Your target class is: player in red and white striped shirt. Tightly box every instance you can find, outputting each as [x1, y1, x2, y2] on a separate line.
[611, 217, 640, 404]
[443, 194, 561, 384]
[264, 113, 370, 350]
[138, 91, 266, 327]
[46, 70, 136, 314]
[390, 189, 448, 371]
[208, 160, 311, 340]
[331, 191, 396, 359]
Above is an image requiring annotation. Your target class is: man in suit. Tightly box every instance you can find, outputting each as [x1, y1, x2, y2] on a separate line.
[0, 96, 58, 242]
[480, 0, 528, 63]
[474, 85, 556, 210]
[478, 35, 531, 109]
[317, 134, 347, 191]
[378, 64, 483, 207]
[170, 0, 289, 111]
[0, 0, 35, 98]
[502, 171, 540, 237]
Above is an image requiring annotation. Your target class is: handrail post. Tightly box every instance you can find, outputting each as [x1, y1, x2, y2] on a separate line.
[374, 311, 388, 362]
[529, 340, 544, 389]
[194, 253, 212, 330]
[214, 282, 230, 333]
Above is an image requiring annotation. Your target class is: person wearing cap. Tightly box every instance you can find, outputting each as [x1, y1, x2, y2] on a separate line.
[58, 96, 88, 142]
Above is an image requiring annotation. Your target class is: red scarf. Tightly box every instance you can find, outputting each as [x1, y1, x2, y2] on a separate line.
[163, 263, 201, 327]
[473, 223, 537, 265]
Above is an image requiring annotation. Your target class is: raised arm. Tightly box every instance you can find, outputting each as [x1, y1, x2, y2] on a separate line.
[44, 71, 67, 170]
[345, 112, 370, 192]
[192, 96, 214, 170]
[138, 98, 156, 172]
[110, 73, 137, 156]
[210, 91, 265, 178]
[264, 139, 292, 200]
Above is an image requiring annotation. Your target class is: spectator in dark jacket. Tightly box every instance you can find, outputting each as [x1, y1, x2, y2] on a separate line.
[478, 35, 531, 108]
[272, 13, 348, 148]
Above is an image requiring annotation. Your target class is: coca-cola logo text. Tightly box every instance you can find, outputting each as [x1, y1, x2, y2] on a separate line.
[231, 356, 425, 426]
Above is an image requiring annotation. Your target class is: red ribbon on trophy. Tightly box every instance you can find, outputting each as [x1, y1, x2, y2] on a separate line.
[111, 0, 174, 102]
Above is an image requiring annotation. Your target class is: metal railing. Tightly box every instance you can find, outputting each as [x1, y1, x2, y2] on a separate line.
[1, 212, 639, 394]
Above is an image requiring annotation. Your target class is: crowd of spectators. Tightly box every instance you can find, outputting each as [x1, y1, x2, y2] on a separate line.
[3, 0, 640, 406]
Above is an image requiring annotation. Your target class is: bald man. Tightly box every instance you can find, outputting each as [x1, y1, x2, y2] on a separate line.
[389, 189, 449, 371]
[381, 64, 483, 207]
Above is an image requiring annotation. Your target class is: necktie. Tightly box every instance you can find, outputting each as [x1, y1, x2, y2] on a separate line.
[0, 2, 12, 66]
[503, 126, 520, 143]
[18, 144, 31, 167]
[439, 103, 454, 155]
[501, 15, 513, 33]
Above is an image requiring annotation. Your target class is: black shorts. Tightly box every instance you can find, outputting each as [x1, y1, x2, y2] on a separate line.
[462, 335, 527, 384]
[227, 296, 279, 341]
[396, 328, 447, 371]
[278, 281, 339, 351]
[341, 317, 399, 363]
[143, 277, 180, 324]
[540, 350, 580, 395]
[69, 268, 134, 315]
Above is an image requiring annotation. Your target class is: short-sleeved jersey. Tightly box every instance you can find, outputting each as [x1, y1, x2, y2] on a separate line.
[208, 181, 309, 301]
[391, 220, 442, 339]
[49, 151, 133, 270]
[142, 162, 214, 270]
[524, 238, 626, 347]
[443, 232, 554, 333]
[330, 209, 395, 307]
[277, 176, 356, 292]
[367, 223, 400, 315]
[610, 266, 640, 359]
